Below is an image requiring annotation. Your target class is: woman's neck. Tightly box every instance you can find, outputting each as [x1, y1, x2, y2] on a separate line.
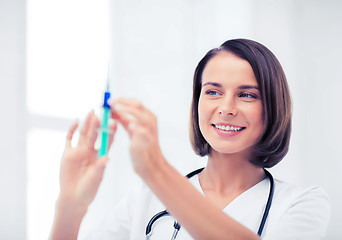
[199, 150, 266, 196]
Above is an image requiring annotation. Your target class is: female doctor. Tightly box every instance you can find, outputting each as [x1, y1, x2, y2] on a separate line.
[49, 39, 330, 240]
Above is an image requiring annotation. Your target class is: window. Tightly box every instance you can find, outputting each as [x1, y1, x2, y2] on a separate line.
[26, 0, 110, 239]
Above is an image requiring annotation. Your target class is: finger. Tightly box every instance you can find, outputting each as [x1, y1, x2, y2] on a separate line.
[112, 97, 143, 107]
[119, 105, 156, 134]
[66, 121, 79, 148]
[87, 115, 100, 149]
[112, 110, 135, 134]
[110, 101, 136, 133]
[91, 156, 108, 184]
[79, 110, 95, 145]
[110, 98, 145, 118]
[79, 156, 109, 205]
[107, 120, 118, 149]
[111, 99, 152, 126]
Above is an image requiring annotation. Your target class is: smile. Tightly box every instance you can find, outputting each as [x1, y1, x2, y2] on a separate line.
[212, 124, 245, 132]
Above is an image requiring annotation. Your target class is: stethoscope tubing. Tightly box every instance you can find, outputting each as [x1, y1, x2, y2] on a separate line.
[257, 169, 274, 236]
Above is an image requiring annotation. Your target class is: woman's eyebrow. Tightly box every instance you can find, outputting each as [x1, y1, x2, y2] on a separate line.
[238, 85, 259, 90]
[202, 82, 259, 90]
[202, 82, 222, 88]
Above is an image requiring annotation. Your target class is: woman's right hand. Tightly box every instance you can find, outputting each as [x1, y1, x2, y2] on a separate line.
[58, 110, 117, 208]
[50, 111, 116, 240]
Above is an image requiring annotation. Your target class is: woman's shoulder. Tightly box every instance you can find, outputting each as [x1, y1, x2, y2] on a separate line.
[272, 178, 330, 206]
[264, 177, 331, 239]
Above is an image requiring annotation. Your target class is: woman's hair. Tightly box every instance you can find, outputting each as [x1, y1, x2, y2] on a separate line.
[189, 38, 291, 168]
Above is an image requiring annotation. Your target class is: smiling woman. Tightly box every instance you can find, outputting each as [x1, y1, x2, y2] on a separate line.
[198, 51, 264, 158]
[190, 39, 291, 168]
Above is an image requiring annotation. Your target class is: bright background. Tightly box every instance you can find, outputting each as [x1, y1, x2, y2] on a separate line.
[1, 0, 342, 239]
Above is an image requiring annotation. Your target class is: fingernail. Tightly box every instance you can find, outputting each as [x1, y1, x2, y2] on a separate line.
[128, 122, 136, 130]
[112, 103, 123, 112]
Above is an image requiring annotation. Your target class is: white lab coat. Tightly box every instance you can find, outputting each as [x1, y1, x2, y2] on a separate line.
[84, 172, 330, 240]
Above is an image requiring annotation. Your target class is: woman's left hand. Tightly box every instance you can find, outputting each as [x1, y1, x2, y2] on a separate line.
[110, 98, 165, 178]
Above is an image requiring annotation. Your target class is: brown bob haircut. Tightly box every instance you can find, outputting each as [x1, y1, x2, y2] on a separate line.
[189, 39, 291, 168]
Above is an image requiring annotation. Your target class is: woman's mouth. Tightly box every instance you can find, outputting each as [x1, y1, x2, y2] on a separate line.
[212, 124, 246, 132]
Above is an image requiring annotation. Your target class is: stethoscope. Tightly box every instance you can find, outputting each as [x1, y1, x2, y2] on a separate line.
[145, 168, 274, 239]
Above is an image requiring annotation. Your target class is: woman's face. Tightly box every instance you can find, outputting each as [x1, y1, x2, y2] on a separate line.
[198, 51, 263, 158]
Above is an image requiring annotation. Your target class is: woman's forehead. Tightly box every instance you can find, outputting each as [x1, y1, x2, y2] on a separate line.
[202, 52, 257, 87]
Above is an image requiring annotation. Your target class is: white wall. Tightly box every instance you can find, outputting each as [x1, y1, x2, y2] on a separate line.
[290, 1, 342, 238]
[0, 0, 27, 239]
[252, 2, 342, 238]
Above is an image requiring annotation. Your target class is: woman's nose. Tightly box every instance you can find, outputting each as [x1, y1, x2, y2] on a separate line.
[218, 96, 238, 116]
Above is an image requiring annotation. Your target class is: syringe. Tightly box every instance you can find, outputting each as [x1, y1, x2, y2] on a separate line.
[98, 69, 111, 157]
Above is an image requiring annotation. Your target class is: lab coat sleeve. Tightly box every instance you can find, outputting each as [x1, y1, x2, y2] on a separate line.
[263, 186, 331, 240]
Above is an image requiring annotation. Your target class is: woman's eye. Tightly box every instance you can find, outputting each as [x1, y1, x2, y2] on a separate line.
[239, 93, 257, 99]
[205, 90, 220, 96]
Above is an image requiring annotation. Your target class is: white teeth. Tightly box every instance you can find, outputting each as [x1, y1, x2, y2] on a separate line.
[215, 124, 243, 132]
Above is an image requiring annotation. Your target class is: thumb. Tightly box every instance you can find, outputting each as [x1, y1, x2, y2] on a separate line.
[95, 156, 109, 176]
[78, 156, 109, 206]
